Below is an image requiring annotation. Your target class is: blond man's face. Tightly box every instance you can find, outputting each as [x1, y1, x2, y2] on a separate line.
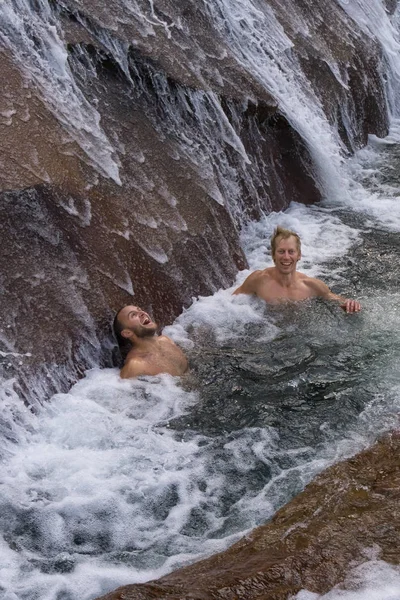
[273, 236, 301, 273]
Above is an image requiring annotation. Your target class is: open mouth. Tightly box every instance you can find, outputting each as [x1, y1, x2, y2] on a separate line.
[140, 314, 152, 325]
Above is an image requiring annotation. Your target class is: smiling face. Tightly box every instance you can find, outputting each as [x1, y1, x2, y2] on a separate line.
[272, 235, 301, 274]
[117, 305, 158, 339]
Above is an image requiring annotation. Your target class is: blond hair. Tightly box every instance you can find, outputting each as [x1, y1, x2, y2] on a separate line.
[270, 226, 301, 256]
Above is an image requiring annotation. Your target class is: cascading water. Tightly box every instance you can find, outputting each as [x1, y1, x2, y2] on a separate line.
[201, 0, 347, 200]
[2, 1, 400, 599]
[0, 0, 121, 183]
[0, 0, 379, 223]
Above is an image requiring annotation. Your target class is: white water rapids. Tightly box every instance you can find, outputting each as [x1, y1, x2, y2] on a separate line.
[2, 162, 400, 599]
[1, 1, 400, 600]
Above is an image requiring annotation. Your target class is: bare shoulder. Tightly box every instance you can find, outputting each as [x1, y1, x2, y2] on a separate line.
[157, 334, 183, 351]
[120, 348, 161, 379]
[120, 356, 152, 379]
[159, 335, 188, 363]
[233, 268, 272, 295]
[157, 334, 174, 344]
[244, 268, 268, 281]
[300, 273, 334, 296]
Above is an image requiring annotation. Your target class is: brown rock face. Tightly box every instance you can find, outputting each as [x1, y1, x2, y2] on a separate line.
[0, 0, 390, 398]
[94, 432, 400, 600]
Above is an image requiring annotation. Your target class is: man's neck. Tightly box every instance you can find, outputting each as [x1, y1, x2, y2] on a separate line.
[132, 334, 160, 351]
[273, 268, 298, 288]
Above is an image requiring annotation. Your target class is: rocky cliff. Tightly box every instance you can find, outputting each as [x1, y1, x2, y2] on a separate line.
[0, 0, 390, 398]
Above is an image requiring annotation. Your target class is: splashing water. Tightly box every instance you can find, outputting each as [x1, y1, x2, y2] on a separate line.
[0, 0, 121, 182]
[1, 1, 400, 599]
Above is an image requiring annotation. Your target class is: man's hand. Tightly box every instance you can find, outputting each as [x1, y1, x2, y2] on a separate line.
[317, 284, 361, 314]
[340, 299, 361, 313]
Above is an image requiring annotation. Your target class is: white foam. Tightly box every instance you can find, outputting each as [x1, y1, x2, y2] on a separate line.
[2, 248, 400, 600]
[0, 370, 283, 598]
[340, 129, 400, 231]
[164, 289, 279, 345]
[240, 202, 359, 278]
[296, 560, 400, 600]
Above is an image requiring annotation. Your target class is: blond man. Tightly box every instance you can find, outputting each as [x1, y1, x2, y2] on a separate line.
[233, 226, 361, 313]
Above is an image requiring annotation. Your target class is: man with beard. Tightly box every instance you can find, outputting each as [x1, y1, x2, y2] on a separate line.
[233, 226, 361, 313]
[113, 305, 188, 378]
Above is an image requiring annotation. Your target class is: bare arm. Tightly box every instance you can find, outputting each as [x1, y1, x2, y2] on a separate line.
[233, 271, 262, 296]
[310, 278, 361, 313]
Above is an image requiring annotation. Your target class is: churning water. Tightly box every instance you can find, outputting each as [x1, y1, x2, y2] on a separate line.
[2, 1, 400, 599]
[3, 146, 400, 599]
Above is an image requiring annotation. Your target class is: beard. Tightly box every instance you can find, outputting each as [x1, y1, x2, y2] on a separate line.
[132, 322, 158, 338]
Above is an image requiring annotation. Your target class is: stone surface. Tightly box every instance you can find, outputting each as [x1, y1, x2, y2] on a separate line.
[95, 431, 400, 600]
[0, 0, 390, 399]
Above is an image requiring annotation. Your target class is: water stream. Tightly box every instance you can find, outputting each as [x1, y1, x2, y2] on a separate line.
[1, 1, 400, 599]
[3, 161, 400, 599]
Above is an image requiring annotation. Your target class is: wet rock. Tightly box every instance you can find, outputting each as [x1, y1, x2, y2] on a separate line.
[0, 0, 390, 400]
[94, 432, 400, 600]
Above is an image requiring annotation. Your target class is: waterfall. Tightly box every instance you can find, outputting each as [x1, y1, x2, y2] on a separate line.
[1, 2, 400, 600]
[0, 0, 121, 182]
[1, 0, 394, 223]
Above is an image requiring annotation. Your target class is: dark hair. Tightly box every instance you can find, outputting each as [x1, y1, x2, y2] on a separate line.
[113, 308, 125, 346]
[113, 308, 131, 360]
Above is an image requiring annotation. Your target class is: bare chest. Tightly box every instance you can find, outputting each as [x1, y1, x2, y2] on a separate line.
[134, 339, 188, 375]
[257, 278, 316, 303]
